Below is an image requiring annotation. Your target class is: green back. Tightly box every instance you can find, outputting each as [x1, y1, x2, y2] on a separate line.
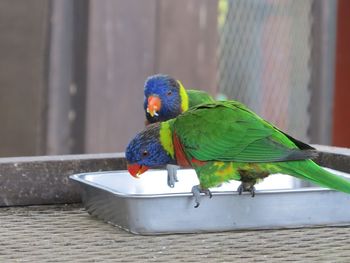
[187, 90, 215, 108]
[172, 101, 316, 163]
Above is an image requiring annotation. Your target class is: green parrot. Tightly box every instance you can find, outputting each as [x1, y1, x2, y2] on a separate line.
[126, 101, 350, 207]
[144, 74, 215, 187]
[144, 74, 215, 123]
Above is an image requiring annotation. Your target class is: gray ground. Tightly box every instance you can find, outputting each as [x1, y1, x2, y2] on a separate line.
[0, 204, 349, 262]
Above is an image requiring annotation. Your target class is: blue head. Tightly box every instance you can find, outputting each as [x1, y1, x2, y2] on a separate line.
[144, 74, 183, 123]
[125, 123, 176, 177]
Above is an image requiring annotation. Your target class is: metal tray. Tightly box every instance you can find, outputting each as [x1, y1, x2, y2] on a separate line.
[70, 168, 350, 235]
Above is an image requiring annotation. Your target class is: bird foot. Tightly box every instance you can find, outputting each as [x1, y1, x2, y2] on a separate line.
[166, 164, 179, 188]
[191, 185, 212, 208]
[237, 183, 256, 197]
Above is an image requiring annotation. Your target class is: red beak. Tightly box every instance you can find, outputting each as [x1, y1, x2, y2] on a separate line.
[147, 96, 161, 117]
[127, 163, 149, 178]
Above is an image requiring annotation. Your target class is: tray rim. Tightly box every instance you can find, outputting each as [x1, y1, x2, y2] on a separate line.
[69, 170, 333, 199]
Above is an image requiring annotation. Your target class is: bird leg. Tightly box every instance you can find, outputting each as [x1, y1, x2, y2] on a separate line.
[191, 185, 212, 208]
[236, 169, 267, 198]
[166, 164, 179, 188]
[237, 182, 256, 197]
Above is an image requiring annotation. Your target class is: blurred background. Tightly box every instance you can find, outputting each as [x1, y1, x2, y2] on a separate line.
[0, 0, 349, 157]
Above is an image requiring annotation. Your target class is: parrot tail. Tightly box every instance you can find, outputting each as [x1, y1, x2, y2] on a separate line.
[280, 160, 350, 194]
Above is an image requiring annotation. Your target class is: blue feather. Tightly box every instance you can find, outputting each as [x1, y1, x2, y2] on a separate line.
[144, 74, 182, 123]
[126, 123, 176, 166]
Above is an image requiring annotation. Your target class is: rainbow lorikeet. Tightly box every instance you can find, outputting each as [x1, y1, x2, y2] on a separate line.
[126, 101, 350, 207]
[143, 74, 215, 187]
[144, 74, 215, 123]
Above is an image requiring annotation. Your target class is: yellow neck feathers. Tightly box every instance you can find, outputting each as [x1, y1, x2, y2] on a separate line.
[177, 80, 189, 112]
[159, 122, 174, 159]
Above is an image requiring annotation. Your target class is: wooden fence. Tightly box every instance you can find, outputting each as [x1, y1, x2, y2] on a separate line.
[0, 0, 218, 157]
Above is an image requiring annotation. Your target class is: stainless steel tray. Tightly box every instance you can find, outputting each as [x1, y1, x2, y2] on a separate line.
[70, 168, 350, 235]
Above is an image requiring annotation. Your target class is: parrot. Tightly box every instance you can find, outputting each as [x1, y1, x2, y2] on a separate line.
[126, 101, 350, 208]
[143, 74, 215, 187]
[144, 74, 215, 124]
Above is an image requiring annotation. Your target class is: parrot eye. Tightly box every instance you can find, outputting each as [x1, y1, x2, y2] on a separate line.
[167, 90, 172, 96]
[142, 150, 149, 157]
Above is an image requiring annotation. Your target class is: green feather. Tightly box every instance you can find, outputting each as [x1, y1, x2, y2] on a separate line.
[187, 89, 215, 107]
[166, 101, 350, 193]
[278, 160, 350, 194]
[173, 101, 316, 163]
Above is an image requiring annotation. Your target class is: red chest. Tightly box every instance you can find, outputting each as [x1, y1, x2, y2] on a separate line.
[172, 132, 191, 168]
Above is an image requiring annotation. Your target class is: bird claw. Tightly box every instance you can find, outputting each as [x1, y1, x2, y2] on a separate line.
[237, 183, 256, 197]
[237, 184, 243, 195]
[166, 164, 179, 188]
[251, 187, 255, 197]
[191, 185, 212, 208]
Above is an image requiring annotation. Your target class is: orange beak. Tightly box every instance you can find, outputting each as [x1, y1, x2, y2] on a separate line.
[127, 163, 149, 178]
[147, 96, 161, 117]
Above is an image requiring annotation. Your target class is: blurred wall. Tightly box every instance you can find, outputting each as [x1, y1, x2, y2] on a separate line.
[0, 0, 218, 157]
[333, 0, 350, 147]
[0, 0, 348, 157]
[0, 0, 49, 157]
[85, 0, 218, 153]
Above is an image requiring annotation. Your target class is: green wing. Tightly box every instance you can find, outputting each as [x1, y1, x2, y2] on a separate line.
[187, 90, 215, 108]
[173, 101, 316, 163]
